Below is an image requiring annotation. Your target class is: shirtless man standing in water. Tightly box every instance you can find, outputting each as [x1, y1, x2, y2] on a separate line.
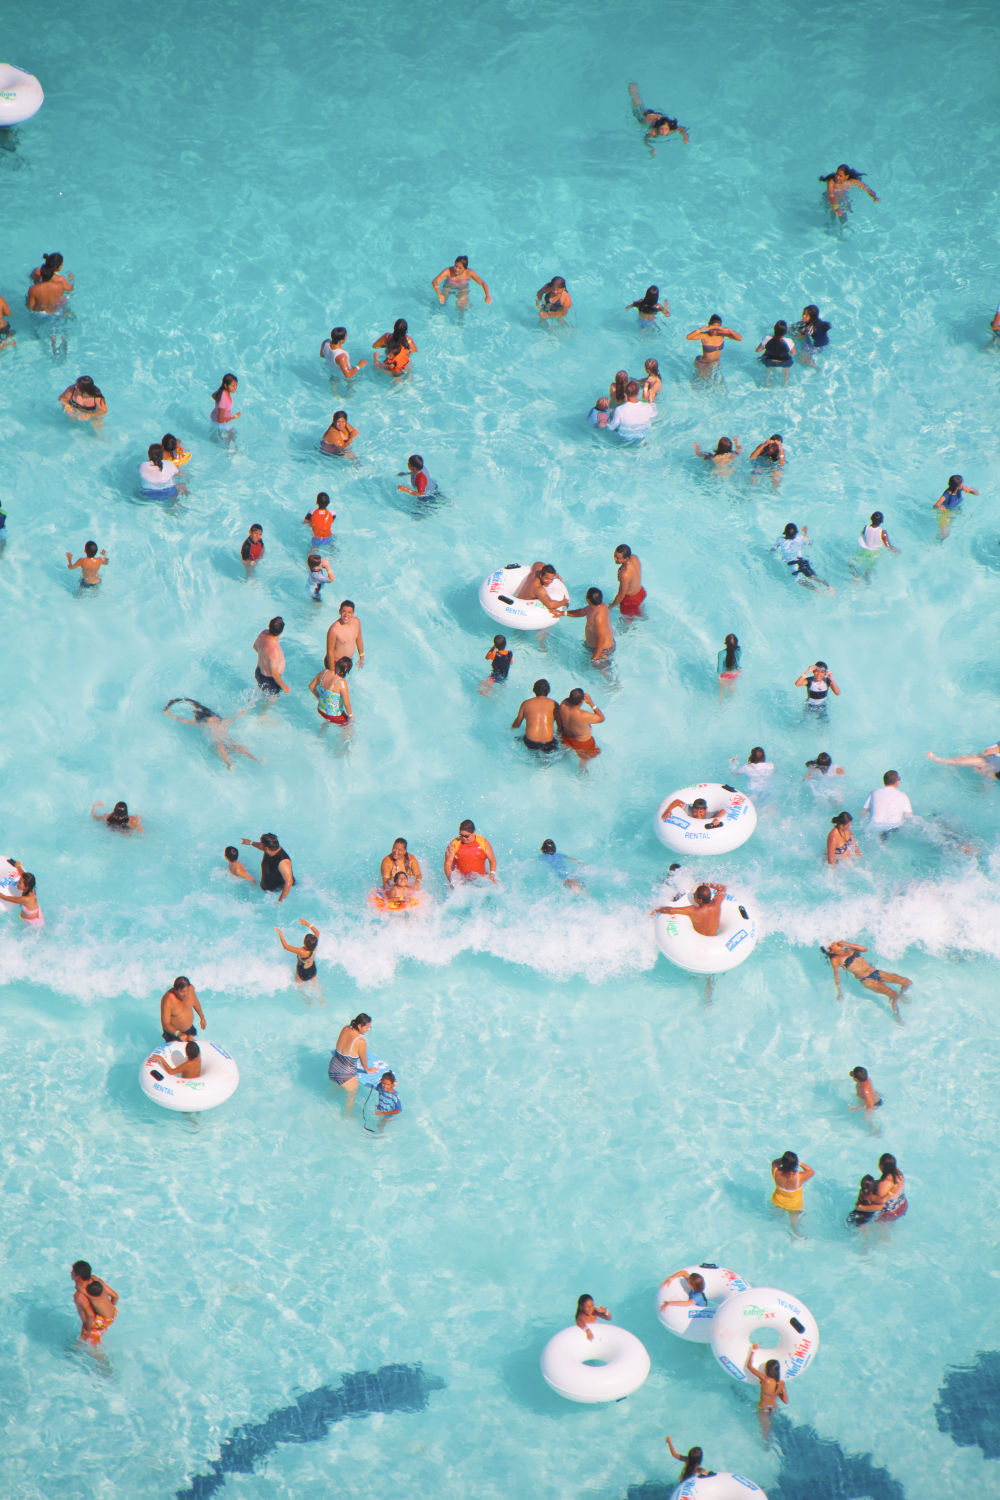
[159, 977, 206, 1042]
[567, 587, 615, 662]
[685, 315, 742, 378]
[511, 678, 558, 752]
[609, 544, 646, 617]
[253, 617, 290, 697]
[325, 600, 365, 668]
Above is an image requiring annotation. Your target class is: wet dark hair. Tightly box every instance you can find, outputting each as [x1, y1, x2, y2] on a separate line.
[707, 314, 721, 326]
[626, 379, 640, 398]
[541, 839, 556, 854]
[614, 544, 632, 559]
[339, 599, 355, 611]
[947, 475, 963, 491]
[680, 1448, 704, 1481]
[613, 370, 628, 404]
[808, 751, 833, 769]
[268, 617, 284, 636]
[533, 679, 550, 696]
[225, 846, 239, 861]
[161, 434, 180, 457]
[819, 163, 865, 182]
[644, 357, 660, 378]
[392, 318, 408, 337]
[303, 933, 318, 952]
[850, 1066, 869, 1081]
[773, 320, 788, 337]
[349, 1012, 372, 1030]
[331, 409, 348, 426]
[84, 540, 99, 557]
[831, 811, 853, 827]
[334, 657, 353, 676]
[315, 492, 331, 507]
[72, 1260, 92, 1279]
[459, 818, 476, 833]
[749, 746, 766, 763]
[392, 837, 408, 850]
[39, 252, 65, 281]
[539, 563, 556, 578]
[586, 587, 603, 605]
[380, 1070, 397, 1087]
[567, 688, 585, 706]
[173, 976, 190, 991]
[19, 872, 36, 894]
[803, 305, 820, 322]
[575, 1293, 595, 1316]
[147, 442, 165, 471]
[87, 1280, 104, 1298]
[329, 326, 347, 343]
[212, 373, 238, 403]
[878, 1153, 902, 1184]
[777, 1150, 799, 1172]
[686, 1272, 706, 1293]
[307, 553, 321, 570]
[185, 1040, 201, 1059]
[783, 522, 798, 539]
[870, 511, 884, 526]
[249, 524, 263, 535]
[631, 285, 660, 313]
[493, 634, 507, 648]
[714, 437, 734, 455]
[106, 801, 130, 827]
[166, 698, 218, 723]
[765, 1359, 781, 1381]
[693, 883, 712, 903]
[260, 833, 280, 851]
[76, 376, 102, 399]
[691, 798, 708, 810]
[723, 634, 739, 671]
[408, 455, 424, 470]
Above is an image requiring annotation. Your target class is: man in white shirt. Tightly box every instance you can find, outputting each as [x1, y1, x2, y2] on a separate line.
[863, 770, 913, 836]
[607, 380, 652, 442]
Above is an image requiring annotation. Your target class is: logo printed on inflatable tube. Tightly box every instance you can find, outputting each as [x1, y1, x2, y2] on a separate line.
[717, 1354, 743, 1379]
[783, 1338, 814, 1378]
[725, 928, 750, 952]
[739, 1304, 772, 1320]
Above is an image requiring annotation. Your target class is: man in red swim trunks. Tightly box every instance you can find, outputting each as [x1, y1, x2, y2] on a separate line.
[443, 819, 497, 886]
[610, 544, 646, 616]
[71, 1260, 119, 1346]
[558, 688, 605, 760]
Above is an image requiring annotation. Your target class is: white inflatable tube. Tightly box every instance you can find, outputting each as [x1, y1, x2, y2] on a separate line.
[654, 890, 758, 975]
[655, 1263, 750, 1341]
[0, 65, 44, 126]
[673, 1473, 768, 1500]
[0, 857, 20, 895]
[479, 564, 568, 631]
[654, 783, 756, 856]
[139, 1039, 239, 1112]
[710, 1286, 819, 1383]
[540, 1323, 650, 1403]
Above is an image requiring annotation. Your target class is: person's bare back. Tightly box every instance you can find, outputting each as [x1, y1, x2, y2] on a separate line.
[512, 691, 557, 743]
[254, 630, 285, 679]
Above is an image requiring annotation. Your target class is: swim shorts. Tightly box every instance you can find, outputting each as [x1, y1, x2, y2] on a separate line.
[255, 666, 281, 696]
[524, 736, 558, 752]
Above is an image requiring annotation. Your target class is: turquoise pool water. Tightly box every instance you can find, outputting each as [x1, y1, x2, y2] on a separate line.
[2, 0, 1000, 1495]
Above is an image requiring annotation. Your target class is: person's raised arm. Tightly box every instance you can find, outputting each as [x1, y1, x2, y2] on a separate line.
[746, 1344, 765, 1383]
[665, 1437, 684, 1461]
[749, 441, 767, 461]
[90, 802, 105, 822]
[794, 670, 811, 687]
[66, 553, 80, 570]
[274, 927, 297, 954]
[242, 838, 264, 851]
[661, 798, 685, 820]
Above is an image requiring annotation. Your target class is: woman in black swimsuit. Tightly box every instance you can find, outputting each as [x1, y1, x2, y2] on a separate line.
[275, 919, 321, 985]
[628, 83, 689, 152]
[58, 375, 106, 424]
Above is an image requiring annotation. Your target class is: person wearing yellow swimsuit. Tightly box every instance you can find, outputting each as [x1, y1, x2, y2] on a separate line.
[770, 1150, 814, 1238]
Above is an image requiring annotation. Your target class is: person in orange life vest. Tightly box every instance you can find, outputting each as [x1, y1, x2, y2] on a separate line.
[303, 492, 335, 548]
[443, 819, 497, 886]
